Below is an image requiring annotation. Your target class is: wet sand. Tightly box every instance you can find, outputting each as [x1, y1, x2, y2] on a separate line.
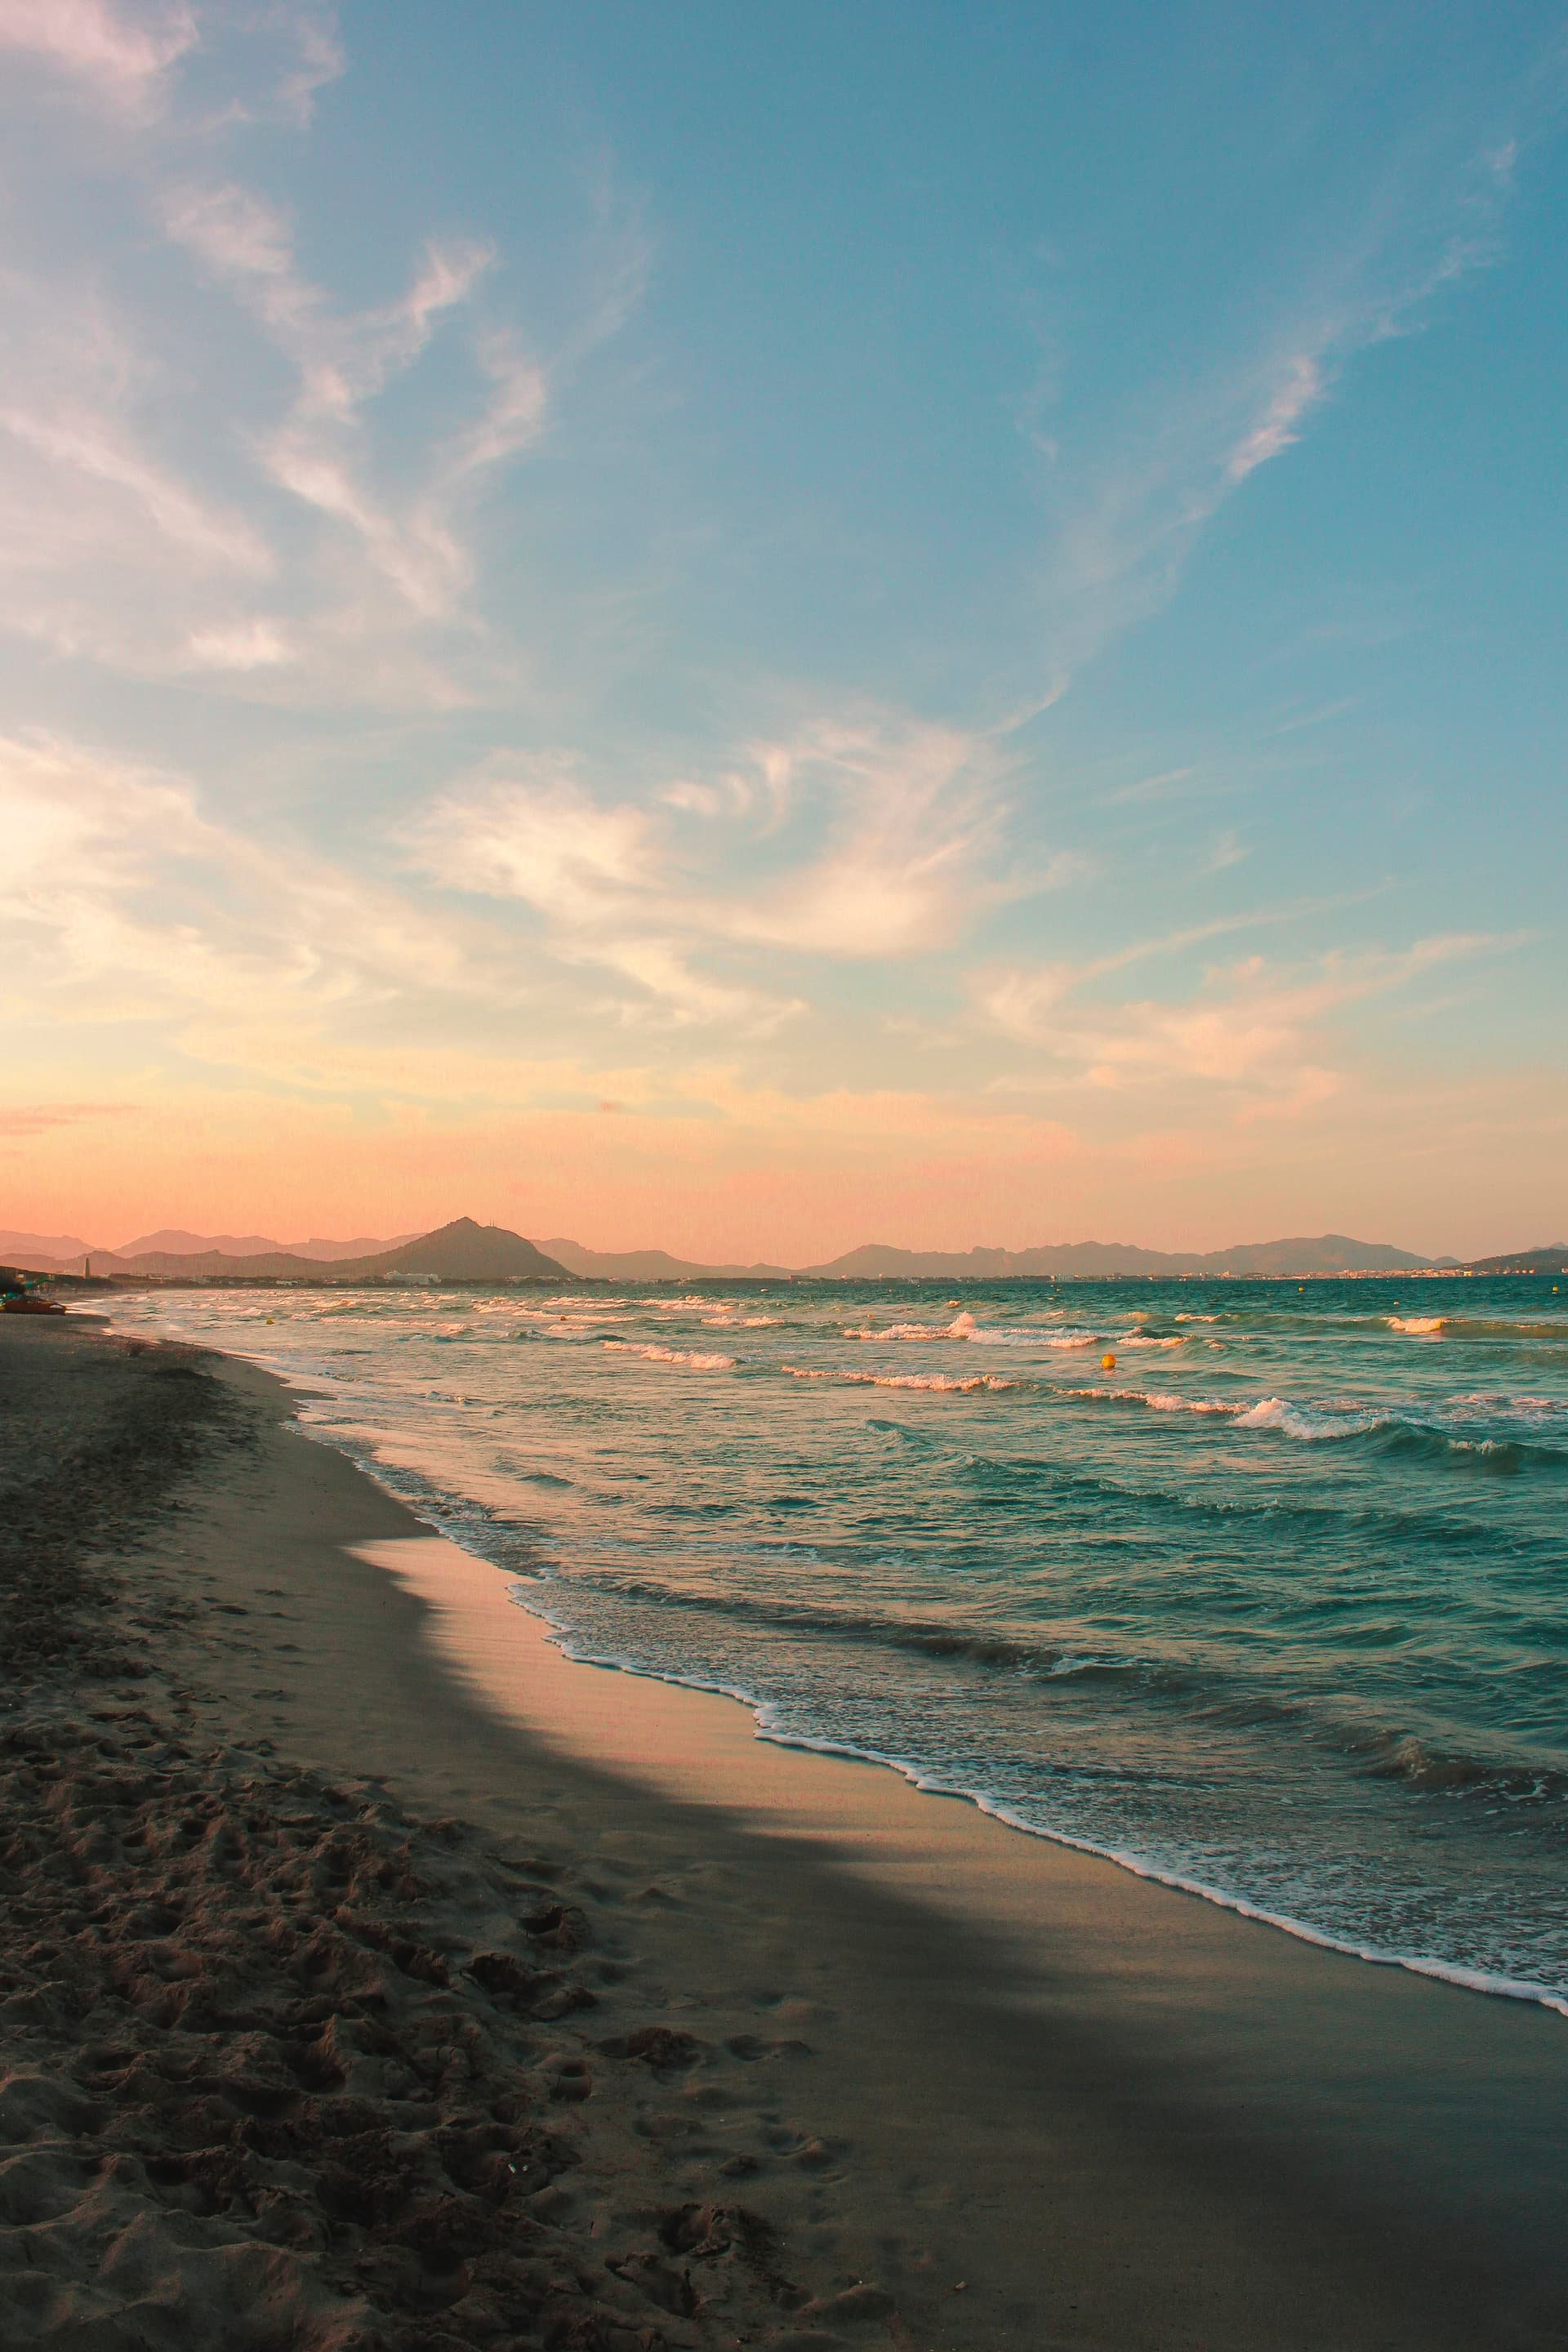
[6, 1313, 1568, 2349]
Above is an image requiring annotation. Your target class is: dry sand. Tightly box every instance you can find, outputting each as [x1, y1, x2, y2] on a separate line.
[4, 1313, 1568, 2351]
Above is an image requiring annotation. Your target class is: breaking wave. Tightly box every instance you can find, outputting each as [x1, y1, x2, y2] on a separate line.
[1067, 1384, 1568, 1465]
[602, 1342, 736, 1370]
[783, 1365, 1013, 1393]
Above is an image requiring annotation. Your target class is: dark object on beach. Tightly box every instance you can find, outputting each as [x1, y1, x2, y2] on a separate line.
[0, 1263, 65, 1312]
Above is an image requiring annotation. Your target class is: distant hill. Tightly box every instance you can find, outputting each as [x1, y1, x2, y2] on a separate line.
[344, 1218, 567, 1281]
[0, 1229, 97, 1269]
[116, 1227, 296, 1258]
[531, 1229, 1446, 1280]
[114, 1227, 417, 1261]
[539, 1238, 792, 1281]
[1187, 1234, 1445, 1276]
[15, 1218, 1518, 1286]
[1462, 1245, 1568, 1276]
[0, 1227, 422, 1274]
[796, 1233, 1441, 1278]
[27, 1218, 569, 1284]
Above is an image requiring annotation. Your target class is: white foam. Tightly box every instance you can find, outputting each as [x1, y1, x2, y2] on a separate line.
[498, 1583, 1568, 2028]
[1074, 1384, 1232, 1414]
[845, 1311, 1112, 1352]
[843, 1309, 978, 1340]
[1231, 1396, 1380, 1440]
[783, 1365, 1011, 1393]
[1390, 1315, 1446, 1334]
[602, 1341, 736, 1370]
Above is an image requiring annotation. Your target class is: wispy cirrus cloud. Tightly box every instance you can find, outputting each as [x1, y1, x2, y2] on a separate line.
[0, 0, 344, 127]
[0, 733, 532, 1082]
[162, 179, 545, 631]
[0, 273, 283, 667]
[0, 0, 197, 112]
[979, 932, 1513, 1118]
[0, 7, 630, 701]
[1021, 114, 1543, 703]
[0, 1100, 135, 1138]
[407, 712, 1067, 1025]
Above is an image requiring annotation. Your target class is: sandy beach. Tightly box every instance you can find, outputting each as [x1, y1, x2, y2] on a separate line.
[5, 1313, 1568, 2352]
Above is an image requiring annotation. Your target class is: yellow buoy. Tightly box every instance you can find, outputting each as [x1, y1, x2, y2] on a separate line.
[1101, 1352, 1116, 1370]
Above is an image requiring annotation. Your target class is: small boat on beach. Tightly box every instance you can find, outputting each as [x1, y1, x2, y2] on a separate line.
[0, 1266, 66, 1314]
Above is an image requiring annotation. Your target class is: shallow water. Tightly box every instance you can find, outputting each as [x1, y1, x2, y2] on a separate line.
[109, 1274, 1568, 2011]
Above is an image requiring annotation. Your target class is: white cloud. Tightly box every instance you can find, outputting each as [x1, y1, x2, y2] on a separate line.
[0, 5, 621, 701]
[0, 733, 523, 1069]
[0, 278, 283, 670]
[979, 934, 1508, 1115]
[0, 402, 270, 575]
[1223, 353, 1325, 483]
[181, 618, 293, 670]
[408, 713, 1041, 1022]
[416, 768, 659, 925]
[163, 181, 520, 621]
[0, 0, 196, 112]
[271, 7, 344, 127]
[1024, 109, 1537, 701]
[1207, 828, 1250, 872]
[703, 719, 1012, 957]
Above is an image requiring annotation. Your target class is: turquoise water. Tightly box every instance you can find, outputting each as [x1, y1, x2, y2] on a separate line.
[109, 1276, 1568, 2009]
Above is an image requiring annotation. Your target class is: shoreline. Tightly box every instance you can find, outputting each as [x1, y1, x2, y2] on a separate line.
[238, 1356, 1568, 2029]
[11, 1313, 1568, 2347]
[504, 1577, 1568, 2023]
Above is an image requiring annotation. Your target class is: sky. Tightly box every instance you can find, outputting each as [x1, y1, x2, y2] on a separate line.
[2, 0, 1566, 1260]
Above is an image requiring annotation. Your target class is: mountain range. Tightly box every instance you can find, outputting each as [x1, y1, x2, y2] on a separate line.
[0, 1227, 420, 1270]
[0, 1219, 566, 1282]
[8, 1218, 1561, 1281]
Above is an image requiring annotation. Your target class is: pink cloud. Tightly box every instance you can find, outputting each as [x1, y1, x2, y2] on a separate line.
[0, 0, 196, 111]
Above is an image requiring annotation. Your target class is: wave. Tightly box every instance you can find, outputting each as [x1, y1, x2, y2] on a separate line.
[1433, 1318, 1568, 1342]
[1072, 1384, 1234, 1416]
[842, 1311, 979, 1339]
[1066, 1384, 1567, 1465]
[783, 1365, 1012, 1393]
[510, 1570, 1568, 2019]
[527, 1565, 1568, 1818]
[1386, 1313, 1568, 1342]
[702, 1313, 781, 1327]
[602, 1341, 736, 1370]
[960, 1450, 1536, 1555]
[841, 1310, 1176, 1352]
[542, 1568, 1067, 1669]
[1352, 1726, 1568, 1806]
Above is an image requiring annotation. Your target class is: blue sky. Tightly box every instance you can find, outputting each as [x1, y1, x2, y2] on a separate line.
[1, 0, 1563, 1256]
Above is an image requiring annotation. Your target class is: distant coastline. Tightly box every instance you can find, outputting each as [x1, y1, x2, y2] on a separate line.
[7, 1212, 1567, 1288]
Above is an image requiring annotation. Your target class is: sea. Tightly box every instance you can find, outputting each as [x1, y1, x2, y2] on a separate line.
[105, 1274, 1568, 2014]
